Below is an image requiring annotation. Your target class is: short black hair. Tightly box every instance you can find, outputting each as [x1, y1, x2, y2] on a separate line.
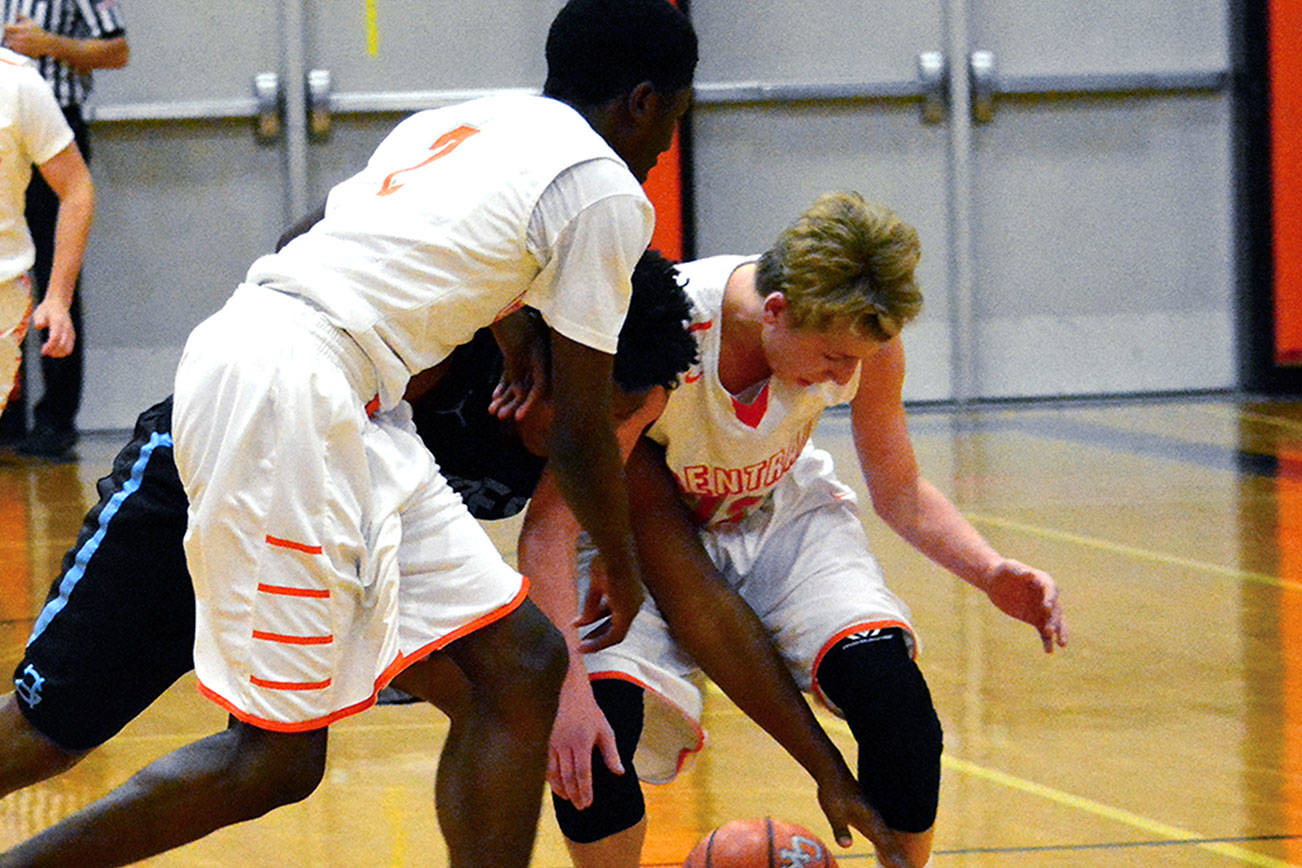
[614, 249, 698, 393]
[543, 0, 698, 107]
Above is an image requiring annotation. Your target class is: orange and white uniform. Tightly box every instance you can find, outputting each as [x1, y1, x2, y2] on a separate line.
[173, 94, 653, 730]
[581, 255, 915, 782]
[0, 48, 73, 410]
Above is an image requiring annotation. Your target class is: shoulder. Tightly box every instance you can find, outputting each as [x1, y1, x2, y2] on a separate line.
[676, 255, 758, 291]
[675, 255, 757, 316]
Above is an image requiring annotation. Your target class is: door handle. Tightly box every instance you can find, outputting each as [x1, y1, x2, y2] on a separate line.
[307, 69, 333, 141]
[969, 50, 997, 123]
[916, 51, 948, 124]
[253, 72, 282, 142]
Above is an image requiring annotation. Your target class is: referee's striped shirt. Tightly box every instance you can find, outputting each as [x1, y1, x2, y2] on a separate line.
[1, 0, 125, 107]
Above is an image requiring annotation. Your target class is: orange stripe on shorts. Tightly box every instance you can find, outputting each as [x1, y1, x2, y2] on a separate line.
[265, 535, 323, 555]
[256, 583, 330, 599]
[252, 630, 334, 645]
[250, 675, 332, 691]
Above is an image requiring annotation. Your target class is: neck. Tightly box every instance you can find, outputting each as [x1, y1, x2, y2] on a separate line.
[718, 263, 770, 394]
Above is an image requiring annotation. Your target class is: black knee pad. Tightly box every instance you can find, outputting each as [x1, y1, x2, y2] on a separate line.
[552, 678, 646, 843]
[815, 628, 943, 834]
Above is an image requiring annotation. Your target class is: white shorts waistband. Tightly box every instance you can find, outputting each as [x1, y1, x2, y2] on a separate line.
[230, 282, 380, 406]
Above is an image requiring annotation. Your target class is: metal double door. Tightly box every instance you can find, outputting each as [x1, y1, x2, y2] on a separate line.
[77, 0, 1233, 428]
[689, 0, 1234, 404]
[79, 0, 567, 428]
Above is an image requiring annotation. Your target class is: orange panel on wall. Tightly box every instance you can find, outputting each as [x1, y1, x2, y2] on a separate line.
[1271, 0, 1302, 364]
[641, 0, 687, 262]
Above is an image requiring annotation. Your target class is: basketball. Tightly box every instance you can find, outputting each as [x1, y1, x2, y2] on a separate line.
[682, 817, 838, 867]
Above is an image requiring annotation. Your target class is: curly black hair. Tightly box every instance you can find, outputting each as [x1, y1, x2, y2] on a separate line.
[543, 0, 698, 107]
[614, 249, 698, 393]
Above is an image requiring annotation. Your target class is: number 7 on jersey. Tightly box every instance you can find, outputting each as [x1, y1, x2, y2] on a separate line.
[377, 124, 480, 197]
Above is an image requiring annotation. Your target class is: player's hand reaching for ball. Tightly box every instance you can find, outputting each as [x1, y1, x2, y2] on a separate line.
[983, 558, 1067, 653]
[816, 768, 915, 867]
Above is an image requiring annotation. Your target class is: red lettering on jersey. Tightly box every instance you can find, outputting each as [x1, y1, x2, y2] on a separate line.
[687, 319, 714, 332]
[712, 466, 743, 495]
[689, 493, 723, 525]
[681, 464, 711, 494]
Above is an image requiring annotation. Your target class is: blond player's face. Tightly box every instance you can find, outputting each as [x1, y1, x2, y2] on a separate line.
[762, 301, 884, 389]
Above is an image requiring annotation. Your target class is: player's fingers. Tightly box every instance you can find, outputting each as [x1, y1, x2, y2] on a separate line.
[512, 384, 539, 422]
[844, 804, 908, 864]
[573, 746, 594, 809]
[44, 327, 71, 358]
[547, 750, 565, 796]
[825, 814, 852, 849]
[1053, 608, 1068, 647]
[596, 726, 624, 777]
[598, 611, 633, 648]
[576, 583, 609, 626]
[561, 748, 590, 810]
[576, 619, 618, 653]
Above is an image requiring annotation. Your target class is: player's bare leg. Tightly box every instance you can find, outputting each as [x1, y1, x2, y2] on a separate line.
[397, 600, 566, 868]
[896, 829, 933, 866]
[0, 718, 327, 867]
[565, 816, 646, 868]
[0, 693, 86, 799]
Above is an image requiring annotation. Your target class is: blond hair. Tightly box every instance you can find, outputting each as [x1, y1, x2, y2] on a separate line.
[755, 192, 923, 342]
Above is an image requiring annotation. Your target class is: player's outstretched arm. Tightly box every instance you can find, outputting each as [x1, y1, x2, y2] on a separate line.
[850, 340, 1067, 652]
[545, 330, 643, 648]
[518, 472, 625, 809]
[625, 439, 911, 865]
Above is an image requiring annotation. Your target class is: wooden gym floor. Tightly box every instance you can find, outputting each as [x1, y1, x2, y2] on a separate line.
[2, 394, 1301, 866]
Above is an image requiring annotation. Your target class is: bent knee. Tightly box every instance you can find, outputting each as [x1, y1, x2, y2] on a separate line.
[216, 724, 328, 815]
[816, 629, 943, 833]
[451, 601, 568, 700]
[506, 602, 568, 688]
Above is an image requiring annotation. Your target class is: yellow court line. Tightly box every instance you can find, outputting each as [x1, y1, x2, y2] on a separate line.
[384, 785, 410, 866]
[939, 754, 1299, 868]
[966, 512, 1302, 593]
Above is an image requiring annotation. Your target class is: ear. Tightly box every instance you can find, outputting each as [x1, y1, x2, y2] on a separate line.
[762, 292, 788, 324]
[624, 81, 658, 121]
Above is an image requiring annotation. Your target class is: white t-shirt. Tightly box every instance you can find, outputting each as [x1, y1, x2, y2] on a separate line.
[0, 47, 73, 283]
[646, 255, 861, 527]
[248, 93, 654, 410]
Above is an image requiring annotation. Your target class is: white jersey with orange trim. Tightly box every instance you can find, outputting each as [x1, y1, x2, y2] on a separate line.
[247, 93, 653, 411]
[586, 254, 914, 783]
[0, 47, 74, 284]
[645, 254, 859, 527]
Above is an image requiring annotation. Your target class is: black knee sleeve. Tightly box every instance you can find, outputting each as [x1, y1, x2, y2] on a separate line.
[551, 678, 646, 844]
[816, 628, 943, 834]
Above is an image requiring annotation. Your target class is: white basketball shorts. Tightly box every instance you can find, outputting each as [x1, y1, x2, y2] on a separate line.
[173, 284, 526, 730]
[583, 447, 915, 783]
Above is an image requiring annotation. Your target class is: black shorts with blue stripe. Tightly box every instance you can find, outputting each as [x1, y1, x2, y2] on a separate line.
[11, 334, 544, 751]
[13, 397, 194, 751]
